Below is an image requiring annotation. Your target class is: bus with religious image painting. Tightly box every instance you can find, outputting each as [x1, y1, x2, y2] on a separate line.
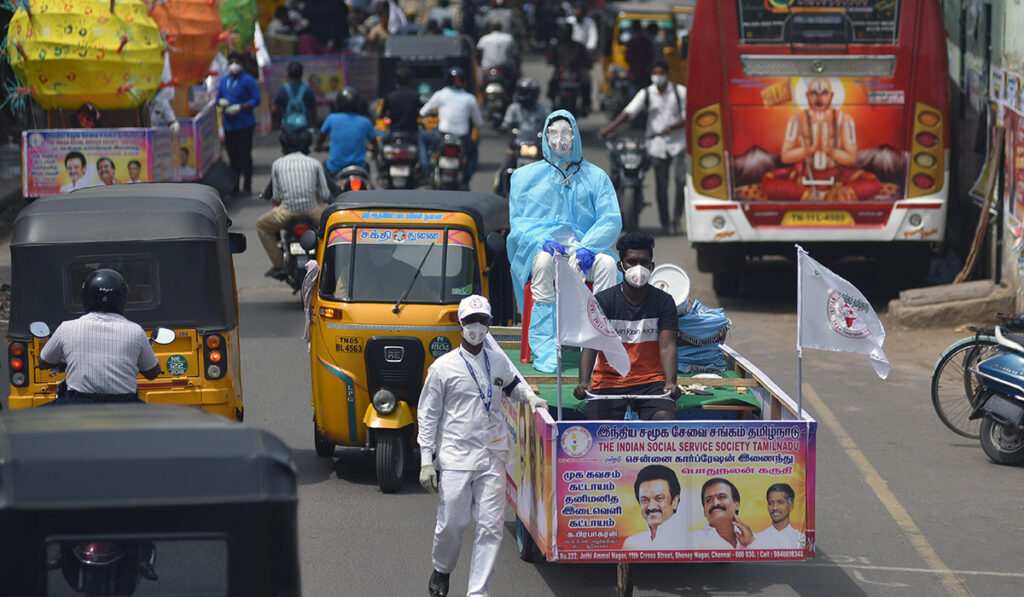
[685, 0, 949, 295]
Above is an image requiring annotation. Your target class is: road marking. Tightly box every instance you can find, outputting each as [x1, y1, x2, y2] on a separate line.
[758, 561, 1024, 579]
[852, 569, 909, 587]
[803, 384, 972, 597]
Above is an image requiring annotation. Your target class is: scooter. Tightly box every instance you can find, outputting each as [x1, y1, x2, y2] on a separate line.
[334, 164, 372, 193]
[604, 136, 651, 232]
[495, 128, 542, 198]
[483, 65, 513, 128]
[554, 67, 582, 114]
[969, 325, 1024, 464]
[430, 133, 467, 190]
[48, 540, 158, 595]
[276, 216, 318, 294]
[376, 127, 419, 189]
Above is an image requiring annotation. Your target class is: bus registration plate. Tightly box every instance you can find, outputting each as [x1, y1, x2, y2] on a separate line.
[781, 211, 854, 226]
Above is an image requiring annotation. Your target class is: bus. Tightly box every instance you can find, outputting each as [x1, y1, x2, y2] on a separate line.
[685, 0, 949, 295]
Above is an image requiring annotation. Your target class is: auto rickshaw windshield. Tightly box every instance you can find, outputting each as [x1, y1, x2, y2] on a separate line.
[319, 226, 480, 302]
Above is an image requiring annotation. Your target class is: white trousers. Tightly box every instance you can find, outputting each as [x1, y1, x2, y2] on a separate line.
[531, 250, 617, 303]
[432, 453, 506, 597]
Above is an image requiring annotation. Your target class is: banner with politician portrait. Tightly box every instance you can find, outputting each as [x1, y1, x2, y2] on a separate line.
[553, 420, 816, 562]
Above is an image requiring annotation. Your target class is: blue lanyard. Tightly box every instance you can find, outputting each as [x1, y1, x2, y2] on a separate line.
[460, 349, 492, 413]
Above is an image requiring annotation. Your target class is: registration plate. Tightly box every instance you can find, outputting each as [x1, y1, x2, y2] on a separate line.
[438, 156, 460, 169]
[390, 165, 411, 177]
[289, 242, 305, 255]
[780, 210, 854, 226]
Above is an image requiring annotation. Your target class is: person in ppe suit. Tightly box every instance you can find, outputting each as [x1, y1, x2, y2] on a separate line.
[507, 110, 622, 373]
[418, 294, 547, 597]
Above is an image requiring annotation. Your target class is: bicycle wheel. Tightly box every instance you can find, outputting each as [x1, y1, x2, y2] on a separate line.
[930, 336, 998, 438]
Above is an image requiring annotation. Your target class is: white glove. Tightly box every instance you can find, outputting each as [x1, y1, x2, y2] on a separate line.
[419, 464, 437, 494]
[526, 392, 547, 413]
[218, 98, 230, 108]
[225, 104, 242, 116]
[169, 121, 181, 134]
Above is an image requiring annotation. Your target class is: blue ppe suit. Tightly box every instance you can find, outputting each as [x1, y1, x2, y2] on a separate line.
[507, 110, 622, 372]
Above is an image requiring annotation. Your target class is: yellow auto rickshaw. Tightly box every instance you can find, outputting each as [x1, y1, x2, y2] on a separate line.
[597, 1, 695, 118]
[5, 184, 247, 420]
[301, 190, 513, 492]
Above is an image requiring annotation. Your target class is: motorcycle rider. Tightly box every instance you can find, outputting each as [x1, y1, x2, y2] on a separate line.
[546, 22, 591, 115]
[381, 66, 421, 136]
[315, 86, 376, 176]
[258, 129, 333, 279]
[38, 269, 162, 404]
[476, 20, 518, 86]
[494, 77, 548, 195]
[418, 67, 483, 187]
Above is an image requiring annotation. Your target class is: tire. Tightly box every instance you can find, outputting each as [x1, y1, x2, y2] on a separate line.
[376, 430, 407, 493]
[314, 421, 335, 457]
[931, 337, 998, 438]
[515, 516, 540, 562]
[980, 416, 1024, 465]
[620, 186, 639, 232]
[712, 271, 740, 297]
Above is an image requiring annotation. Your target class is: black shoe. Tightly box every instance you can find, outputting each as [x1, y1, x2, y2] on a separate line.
[264, 267, 286, 279]
[428, 570, 450, 597]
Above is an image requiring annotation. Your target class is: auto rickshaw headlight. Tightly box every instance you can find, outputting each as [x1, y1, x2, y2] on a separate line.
[372, 388, 398, 415]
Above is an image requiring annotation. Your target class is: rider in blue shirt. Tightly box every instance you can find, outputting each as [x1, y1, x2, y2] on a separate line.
[315, 86, 376, 175]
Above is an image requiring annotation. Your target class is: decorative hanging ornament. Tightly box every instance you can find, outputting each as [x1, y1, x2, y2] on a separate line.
[219, 0, 257, 53]
[148, 0, 223, 87]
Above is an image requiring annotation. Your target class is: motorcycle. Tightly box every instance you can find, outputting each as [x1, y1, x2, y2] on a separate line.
[333, 164, 372, 193]
[47, 540, 158, 595]
[431, 133, 467, 190]
[601, 65, 633, 120]
[483, 66, 513, 128]
[276, 216, 319, 294]
[495, 128, 542, 198]
[554, 67, 582, 114]
[604, 136, 651, 232]
[969, 324, 1024, 464]
[376, 126, 419, 189]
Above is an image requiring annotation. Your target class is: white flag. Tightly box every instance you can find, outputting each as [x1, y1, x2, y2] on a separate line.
[555, 257, 631, 377]
[797, 246, 890, 379]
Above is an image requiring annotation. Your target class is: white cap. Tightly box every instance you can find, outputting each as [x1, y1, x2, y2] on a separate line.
[458, 294, 492, 321]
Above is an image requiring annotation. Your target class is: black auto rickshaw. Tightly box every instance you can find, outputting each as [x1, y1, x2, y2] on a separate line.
[5, 184, 246, 419]
[0, 404, 299, 595]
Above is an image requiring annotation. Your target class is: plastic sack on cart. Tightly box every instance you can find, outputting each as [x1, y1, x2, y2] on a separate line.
[676, 298, 731, 374]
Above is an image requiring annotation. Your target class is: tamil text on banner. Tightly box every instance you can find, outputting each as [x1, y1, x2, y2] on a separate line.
[504, 398, 556, 557]
[22, 128, 175, 197]
[554, 420, 815, 562]
[796, 247, 890, 379]
[554, 257, 631, 377]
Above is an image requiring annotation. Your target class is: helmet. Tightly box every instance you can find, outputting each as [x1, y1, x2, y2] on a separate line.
[514, 77, 540, 107]
[280, 128, 312, 154]
[445, 67, 466, 89]
[82, 269, 128, 314]
[334, 86, 359, 113]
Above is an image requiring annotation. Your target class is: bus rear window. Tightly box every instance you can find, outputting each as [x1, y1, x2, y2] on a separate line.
[737, 0, 900, 45]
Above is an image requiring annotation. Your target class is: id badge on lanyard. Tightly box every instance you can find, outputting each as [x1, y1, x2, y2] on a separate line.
[461, 350, 503, 445]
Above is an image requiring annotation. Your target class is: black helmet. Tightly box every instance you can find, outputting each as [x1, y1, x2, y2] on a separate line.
[334, 86, 359, 113]
[82, 269, 128, 314]
[280, 128, 312, 154]
[514, 77, 540, 106]
[445, 67, 466, 89]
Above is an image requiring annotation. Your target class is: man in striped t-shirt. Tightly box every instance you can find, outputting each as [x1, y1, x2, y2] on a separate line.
[575, 231, 681, 420]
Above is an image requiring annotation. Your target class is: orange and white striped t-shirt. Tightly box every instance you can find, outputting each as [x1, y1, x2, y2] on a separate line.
[591, 285, 678, 388]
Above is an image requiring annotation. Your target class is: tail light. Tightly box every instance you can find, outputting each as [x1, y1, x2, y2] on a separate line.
[908, 102, 944, 197]
[291, 223, 311, 237]
[442, 145, 459, 157]
[9, 342, 28, 386]
[349, 177, 363, 191]
[203, 334, 226, 380]
[691, 103, 728, 199]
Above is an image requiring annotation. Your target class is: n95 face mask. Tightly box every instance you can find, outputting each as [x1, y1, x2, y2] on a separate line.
[462, 322, 489, 346]
[228, 63, 243, 76]
[547, 120, 574, 158]
[623, 265, 652, 288]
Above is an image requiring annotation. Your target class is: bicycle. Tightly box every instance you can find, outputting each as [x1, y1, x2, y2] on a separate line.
[930, 312, 1024, 438]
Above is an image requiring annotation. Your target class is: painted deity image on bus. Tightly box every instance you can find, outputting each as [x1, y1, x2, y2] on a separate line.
[729, 76, 908, 204]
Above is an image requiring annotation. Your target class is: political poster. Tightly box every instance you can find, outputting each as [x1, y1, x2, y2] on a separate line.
[176, 101, 220, 181]
[505, 398, 556, 557]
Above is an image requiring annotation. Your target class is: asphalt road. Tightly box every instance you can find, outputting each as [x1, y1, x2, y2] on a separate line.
[4, 55, 1021, 596]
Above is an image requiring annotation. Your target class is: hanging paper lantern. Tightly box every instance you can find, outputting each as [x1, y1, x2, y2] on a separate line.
[219, 0, 258, 53]
[149, 0, 224, 87]
[6, 0, 165, 110]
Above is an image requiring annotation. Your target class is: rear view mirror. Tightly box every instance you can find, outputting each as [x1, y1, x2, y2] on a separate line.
[300, 229, 318, 253]
[229, 232, 247, 254]
[151, 327, 176, 345]
[485, 231, 506, 254]
[29, 321, 50, 338]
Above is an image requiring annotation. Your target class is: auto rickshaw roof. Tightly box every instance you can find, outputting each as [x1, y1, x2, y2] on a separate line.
[325, 190, 509, 235]
[383, 34, 472, 59]
[605, 1, 683, 16]
[0, 405, 296, 510]
[11, 183, 228, 246]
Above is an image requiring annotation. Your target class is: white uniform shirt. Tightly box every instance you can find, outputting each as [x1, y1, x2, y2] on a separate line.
[567, 15, 598, 52]
[418, 345, 528, 471]
[420, 87, 483, 136]
[690, 525, 738, 550]
[750, 524, 806, 549]
[39, 312, 159, 395]
[476, 31, 517, 69]
[622, 510, 689, 550]
[623, 83, 687, 159]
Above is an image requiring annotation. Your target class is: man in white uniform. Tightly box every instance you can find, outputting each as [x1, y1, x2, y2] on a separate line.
[691, 477, 755, 550]
[750, 483, 806, 549]
[622, 465, 688, 550]
[418, 295, 547, 597]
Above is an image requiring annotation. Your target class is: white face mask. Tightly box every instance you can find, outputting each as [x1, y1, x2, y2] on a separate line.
[462, 322, 489, 346]
[547, 120, 574, 159]
[651, 74, 668, 88]
[623, 265, 652, 288]
[228, 63, 243, 76]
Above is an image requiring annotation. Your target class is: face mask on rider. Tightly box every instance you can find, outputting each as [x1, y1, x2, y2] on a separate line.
[461, 322, 489, 346]
[622, 264, 652, 288]
[547, 120, 574, 159]
[651, 74, 668, 88]
[228, 63, 243, 76]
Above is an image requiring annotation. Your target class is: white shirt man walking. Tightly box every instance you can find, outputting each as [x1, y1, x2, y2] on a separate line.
[418, 295, 546, 597]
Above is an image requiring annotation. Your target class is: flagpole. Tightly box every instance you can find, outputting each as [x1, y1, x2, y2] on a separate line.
[795, 245, 803, 419]
[555, 256, 563, 422]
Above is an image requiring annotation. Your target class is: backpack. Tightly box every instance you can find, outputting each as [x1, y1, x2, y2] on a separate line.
[282, 82, 310, 130]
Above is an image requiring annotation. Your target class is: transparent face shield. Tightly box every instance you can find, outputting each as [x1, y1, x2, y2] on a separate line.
[547, 120, 574, 159]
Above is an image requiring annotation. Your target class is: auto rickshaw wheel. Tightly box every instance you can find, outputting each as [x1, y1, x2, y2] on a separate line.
[514, 516, 540, 562]
[376, 429, 406, 493]
[314, 422, 335, 457]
